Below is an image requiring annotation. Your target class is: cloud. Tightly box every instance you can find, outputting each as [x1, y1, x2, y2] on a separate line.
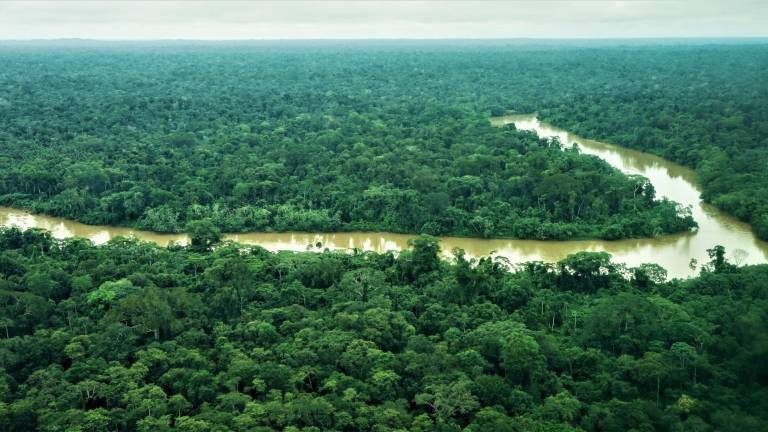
[0, 1, 766, 39]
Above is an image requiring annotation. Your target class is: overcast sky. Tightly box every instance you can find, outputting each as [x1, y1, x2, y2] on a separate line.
[0, 1, 766, 40]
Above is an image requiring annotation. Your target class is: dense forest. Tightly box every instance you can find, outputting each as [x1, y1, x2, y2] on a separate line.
[1, 41, 767, 431]
[0, 227, 766, 431]
[533, 44, 768, 240]
[0, 41, 727, 240]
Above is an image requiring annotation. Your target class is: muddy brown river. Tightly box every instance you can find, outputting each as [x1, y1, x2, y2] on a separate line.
[2, 114, 766, 278]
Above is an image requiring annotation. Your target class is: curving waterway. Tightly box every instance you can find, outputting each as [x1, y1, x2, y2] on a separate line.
[2, 114, 766, 278]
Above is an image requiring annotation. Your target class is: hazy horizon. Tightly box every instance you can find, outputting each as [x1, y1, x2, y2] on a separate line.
[0, 1, 766, 40]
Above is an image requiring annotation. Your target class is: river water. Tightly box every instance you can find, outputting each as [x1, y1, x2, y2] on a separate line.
[1, 114, 766, 278]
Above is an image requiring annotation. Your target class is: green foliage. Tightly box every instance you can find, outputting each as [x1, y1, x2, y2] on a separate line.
[0, 227, 766, 431]
[186, 219, 222, 252]
[0, 40, 766, 431]
[532, 45, 768, 240]
[0, 42, 704, 240]
[86, 278, 134, 305]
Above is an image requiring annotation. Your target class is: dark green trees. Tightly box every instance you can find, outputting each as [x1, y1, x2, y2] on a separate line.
[0, 42, 710, 240]
[185, 219, 221, 252]
[1, 227, 767, 431]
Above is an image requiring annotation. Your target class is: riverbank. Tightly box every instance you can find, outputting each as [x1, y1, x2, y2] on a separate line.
[2, 115, 766, 278]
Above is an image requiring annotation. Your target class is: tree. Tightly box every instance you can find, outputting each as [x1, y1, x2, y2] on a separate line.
[109, 287, 173, 340]
[706, 245, 733, 273]
[632, 263, 668, 289]
[500, 329, 546, 386]
[337, 268, 388, 302]
[168, 394, 192, 418]
[536, 391, 581, 423]
[186, 218, 222, 252]
[87, 278, 135, 306]
[634, 351, 668, 407]
[557, 252, 615, 293]
[124, 384, 168, 419]
[415, 380, 479, 423]
[398, 235, 442, 284]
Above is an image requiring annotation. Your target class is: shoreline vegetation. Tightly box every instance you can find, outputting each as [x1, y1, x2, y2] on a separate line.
[0, 201, 697, 243]
[0, 116, 696, 241]
[0, 114, 703, 244]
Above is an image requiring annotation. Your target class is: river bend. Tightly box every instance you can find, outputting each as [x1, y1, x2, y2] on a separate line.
[2, 114, 766, 278]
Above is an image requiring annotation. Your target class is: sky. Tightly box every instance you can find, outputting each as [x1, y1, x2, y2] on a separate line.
[0, 1, 766, 40]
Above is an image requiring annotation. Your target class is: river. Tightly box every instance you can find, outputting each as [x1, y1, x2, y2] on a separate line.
[2, 114, 766, 278]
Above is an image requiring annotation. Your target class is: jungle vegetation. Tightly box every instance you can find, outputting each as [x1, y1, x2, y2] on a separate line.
[0, 41, 766, 432]
[0, 228, 766, 431]
[534, 44, 768, 240]
[0, 41, 723, 240]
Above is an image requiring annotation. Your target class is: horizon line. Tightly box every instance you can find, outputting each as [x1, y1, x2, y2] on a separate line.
[2, 36, 768, 42]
